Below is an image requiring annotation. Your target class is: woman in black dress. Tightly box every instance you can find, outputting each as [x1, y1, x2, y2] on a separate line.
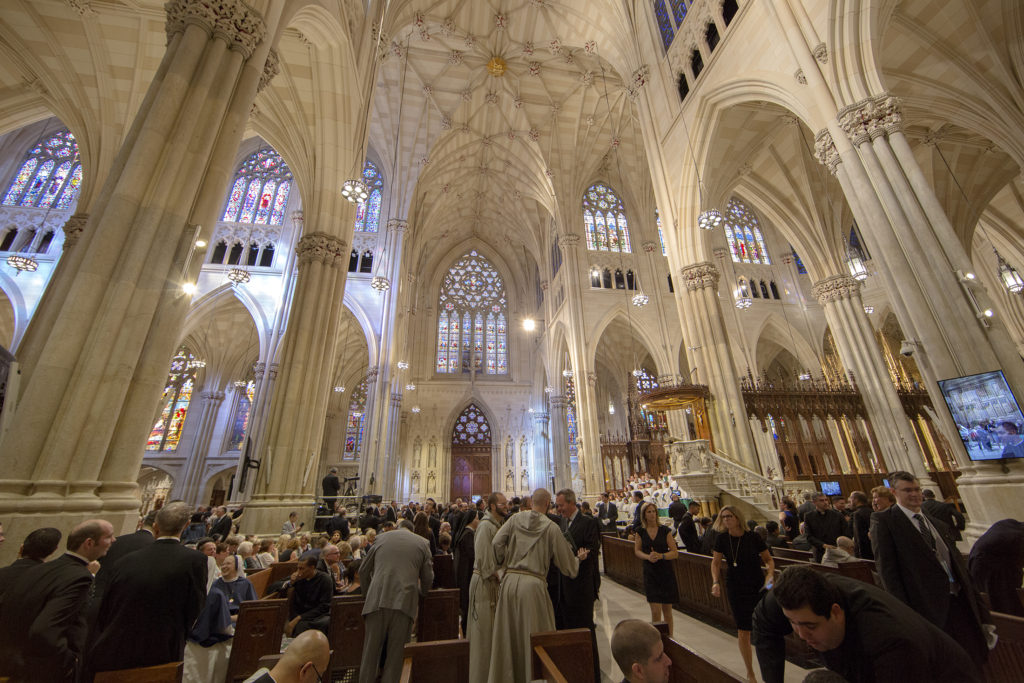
[633, 502, 680, 635]
[711, 505, 774, 683]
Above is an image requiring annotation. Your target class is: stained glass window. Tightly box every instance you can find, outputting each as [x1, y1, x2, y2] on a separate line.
[654, 0, 674, 51]
[671, 0, 688, 26]
[565, 375, 579, 478]
[344, 377, 369, 459]
[354, 161, 384, 232]
[146, 346, 200, 452]
[583, 183, 631, 253]
[221, 145, 292, 225]
[2, 128, 82, 209]
[849, 222, 869, 261]
[436, 250, 509, 375]
[724, 197, 770, 264]
[791, 247, 808, 275]
[227, 380, 256, 451]
[452, 403, 492, 445]
[656, 210, 666, 255]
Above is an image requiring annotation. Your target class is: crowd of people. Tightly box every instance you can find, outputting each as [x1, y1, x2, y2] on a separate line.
[0, 468, 1022, 683]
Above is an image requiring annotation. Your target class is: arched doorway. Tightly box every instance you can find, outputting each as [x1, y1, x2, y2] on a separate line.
[451, 403, 492, 499]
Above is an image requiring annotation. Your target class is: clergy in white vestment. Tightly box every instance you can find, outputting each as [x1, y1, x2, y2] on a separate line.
[486, 489, 583, 683]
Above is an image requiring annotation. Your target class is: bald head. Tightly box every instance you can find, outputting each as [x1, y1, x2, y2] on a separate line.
[531, 488, 551, 512]
[269, 629, 330, 683]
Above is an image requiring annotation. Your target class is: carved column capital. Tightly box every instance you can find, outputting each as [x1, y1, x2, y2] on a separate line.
[812, 42, 829, 64]
[642, 241, 657, 253]
[557, 233, 580, 248]
[387, 218, 409, 234]
[64, 0, 96, 16]
[680, 262, 720, 290]
[257, 48, 280, 92]
[268, 363, 279, 380]
[253, 361, 266, 380]
[837, 94, 903, 146]
[295, 232, 347, 266]
[814, 129, 841, 175]
[812, 274, 861, 304]
[548, 394, 568, 410]
[586, 371, 597, 388]
[61, 213, 90, 250]
[165, 0, 267, 59]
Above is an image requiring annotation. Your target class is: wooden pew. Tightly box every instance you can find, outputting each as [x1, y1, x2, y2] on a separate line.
[328, 595, 365, 679]
[417, 588, 460, 642]
[661, 632, 746, 682]
[432, 553, 456, 589]
[769, 547, 814, 562]
[225, 599, 288, 683]
[94, 662, 182, 683]
[984, 611, 1024, 683]
[247, 567, 271, 598]
[530, 629, 594, 683]
[398, 639, 470, 683]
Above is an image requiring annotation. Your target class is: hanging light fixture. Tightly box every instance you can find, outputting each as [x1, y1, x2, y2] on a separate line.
[863, 305, 874, 314]
[410, 406, 421, 413]
[632, 368, 643, 377]
[847, 252, 868, 281]
[334, 385, 345, 392]
[562, 368, 573, 378]
[405, 383, 416, 391]
[631, 291, 649, 307]
[397, 360, 409, 370]
[998, 254, 1024, 293]
[6, 254, 38, 273]
[341, 178, 369, 204]
[697, 208, 723, 231]
[370, 275, 391, 291]
[798, 370, 811, 381]
[227, 267, 251, 284]
[734, 277, 752, 309]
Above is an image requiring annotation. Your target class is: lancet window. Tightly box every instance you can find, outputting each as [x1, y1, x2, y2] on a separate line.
[436, 250, 508, 375]
[222, 146, 292, 225]
[583, 183, 631, 253]
[724, 197, 770, 264]
[146, 346, 199, 452]
[344, 378, 369, 460]
[227, 380, 256, 451]
[2, 128, 82, 209]
[353, 161, 383, 232]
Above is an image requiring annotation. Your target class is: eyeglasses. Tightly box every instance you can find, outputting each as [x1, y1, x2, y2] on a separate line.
[310, 662, 324, 683]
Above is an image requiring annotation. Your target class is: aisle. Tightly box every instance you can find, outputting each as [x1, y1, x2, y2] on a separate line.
[592, 575, 812, 683]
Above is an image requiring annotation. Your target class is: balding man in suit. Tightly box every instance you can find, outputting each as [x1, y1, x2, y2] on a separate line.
[0, 520, 114, 683]
[357, 519, 434, 683]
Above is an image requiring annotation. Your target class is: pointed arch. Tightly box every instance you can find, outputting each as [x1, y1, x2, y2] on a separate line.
[434, 249, 508, 375]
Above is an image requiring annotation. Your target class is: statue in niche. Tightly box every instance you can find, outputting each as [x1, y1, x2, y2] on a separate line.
[505, 469, 514, 492]
[413, 439, 422, 469]
[428, 441, 437, 468]
[412, 472, 421, 495]
[521, 469, 528, 491]
[427, 471, 436, 492]
[505, 439, 513, 468]
[519, 437, 527, 469]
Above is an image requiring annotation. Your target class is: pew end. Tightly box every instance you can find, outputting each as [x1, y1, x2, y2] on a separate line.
[225, 598, 288, 683]
[94, 661, 183, 683]
[530, 628, 594, 683]
[398, 639, 469, 683]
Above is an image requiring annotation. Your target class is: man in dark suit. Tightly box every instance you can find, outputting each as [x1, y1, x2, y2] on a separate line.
[322, 467, 341, 512]
[555, 489, 602, 682]
[385, 501, 399, 524]
[595, 492, 618, 533]
[922, 488, 966, 541]
[628, 491, 645, 533]
[803, 493, 845, 563]
[0, 519, 114, 683]
[85, 509, 157, 626]
[753, 565, 980, 683]
[871, 471, 992, 667]
[677, 501, 702, 553]
[85, 501, 207, 678]
[325, 506, 351, 541]
[847, 490, 873, 560]
[667, 493, 686, 533]
[796, 492, 815, 522]
[209, 505, 232, 540]
[968, 518, 1024, 617]
[0, 526, 62, 606]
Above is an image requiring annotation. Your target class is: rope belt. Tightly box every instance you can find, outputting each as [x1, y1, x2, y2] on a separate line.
[504, 568, 545, 581]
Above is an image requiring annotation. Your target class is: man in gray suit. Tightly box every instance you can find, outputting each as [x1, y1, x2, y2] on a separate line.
[358, 519, 434, 683]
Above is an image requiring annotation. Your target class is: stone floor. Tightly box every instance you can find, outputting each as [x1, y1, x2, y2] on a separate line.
[592, 576, 813, 683]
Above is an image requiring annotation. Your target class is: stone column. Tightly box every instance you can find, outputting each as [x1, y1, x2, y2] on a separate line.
[812, 274, 927, 477]
[243, 233, 349, 534]
[678, 262, 757, 470]
[548, 395, 571, 490]
[0, 0, 285, 560]
[173, 389, 226, 503]
[532, 411, 551, 491]
[359, 219, 409, 498]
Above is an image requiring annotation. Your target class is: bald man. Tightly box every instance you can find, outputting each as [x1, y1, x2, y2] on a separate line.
[242, 629, 330, 683]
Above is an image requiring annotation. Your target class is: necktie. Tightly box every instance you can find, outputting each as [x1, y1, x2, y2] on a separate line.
[913, 513, 936, 551]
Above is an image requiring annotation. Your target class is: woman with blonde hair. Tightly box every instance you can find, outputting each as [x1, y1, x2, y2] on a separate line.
[710, 505, 774, 683]
[633, 502, 680, 635]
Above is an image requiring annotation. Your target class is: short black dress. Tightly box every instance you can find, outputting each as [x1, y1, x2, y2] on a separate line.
[715, 530, 768, 631]
[640, 525, 680, 604]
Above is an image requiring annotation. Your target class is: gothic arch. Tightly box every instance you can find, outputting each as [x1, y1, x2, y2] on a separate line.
[588, 306, 669, 378]
[752, 314, 822, 378]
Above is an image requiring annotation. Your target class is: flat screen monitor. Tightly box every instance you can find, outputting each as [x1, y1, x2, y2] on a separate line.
[820, 481, 841, 497]
[938, 370, 1024, 461]
[882, 479, 891, 488]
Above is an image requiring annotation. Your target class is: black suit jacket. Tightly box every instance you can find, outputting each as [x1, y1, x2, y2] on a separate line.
[678, 512, 700, 553]
[870, 506, 987, 631]
[209, 515, 232, 540]
[385, 506, 398, 523]
[752, 573, 980, 683]
[629, 502, 644, 532]
[803, 509, 845, 562]
[87, 529, 155, 621]
[0, 553, 92, 683]
[0, 557, 43, 607]
[667, 501, 686, 526]
[325, 515, 350, 541]
[558, 513, 601, 627]
[922, 498, 965, 541]
[322, 473, 341, 497]
[851, 504, 873, 560]
[86, 539, 207, 676]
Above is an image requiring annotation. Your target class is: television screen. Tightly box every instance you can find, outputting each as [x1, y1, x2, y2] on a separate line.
[938, 370, 1024, 461]
[820, 481, 841, 497]
[882, 479, 890, 488]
